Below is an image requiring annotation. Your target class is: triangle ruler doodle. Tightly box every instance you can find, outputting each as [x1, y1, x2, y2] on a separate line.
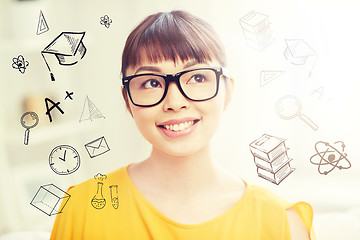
[37, 10, 50, 35]
[260, 71, 285, 87]
[79, 95, 105, 122]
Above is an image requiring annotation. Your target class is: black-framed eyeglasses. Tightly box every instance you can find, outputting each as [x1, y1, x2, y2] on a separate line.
[122, 67, 228, 107]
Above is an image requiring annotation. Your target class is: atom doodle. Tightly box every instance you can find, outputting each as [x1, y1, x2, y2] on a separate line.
[310, 141, 351, 175]
[100, 15, 112, 28]
[12, 55, 29, 74]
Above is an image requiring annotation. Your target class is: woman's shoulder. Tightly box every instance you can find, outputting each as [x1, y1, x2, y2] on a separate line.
[238, 181, 314, 239]
[50, 166, 131, 239]
[243, 181, 292, 210]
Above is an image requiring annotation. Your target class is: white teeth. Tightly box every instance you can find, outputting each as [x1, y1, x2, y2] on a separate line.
[162, 120, 195, 132]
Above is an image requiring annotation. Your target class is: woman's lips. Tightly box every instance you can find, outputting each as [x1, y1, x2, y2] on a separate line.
[156, 118, 200, 138]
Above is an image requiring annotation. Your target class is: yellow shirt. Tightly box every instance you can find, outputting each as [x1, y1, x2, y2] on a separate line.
[51, 165, 315, 239]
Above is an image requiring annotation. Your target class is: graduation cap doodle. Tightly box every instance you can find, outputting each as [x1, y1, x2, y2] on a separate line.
[284, 39, 316, 65]
[41, 32, 87, 81]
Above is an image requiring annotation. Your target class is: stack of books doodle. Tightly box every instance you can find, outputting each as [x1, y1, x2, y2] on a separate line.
[249, 134, 295, 185]
[239, 11, 274, 51]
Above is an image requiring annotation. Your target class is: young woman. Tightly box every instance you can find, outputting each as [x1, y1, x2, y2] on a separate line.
[51, 10, 315, 239]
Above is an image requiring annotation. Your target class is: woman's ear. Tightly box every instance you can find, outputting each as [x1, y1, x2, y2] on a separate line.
[224, 77, 235, 110]
[121, 86, 133, 117]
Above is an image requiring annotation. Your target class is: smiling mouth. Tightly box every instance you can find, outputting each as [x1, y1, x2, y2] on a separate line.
[158, 120, 200, 132]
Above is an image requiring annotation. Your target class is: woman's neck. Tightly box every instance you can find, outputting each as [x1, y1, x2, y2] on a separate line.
[135, 144, 220, 198]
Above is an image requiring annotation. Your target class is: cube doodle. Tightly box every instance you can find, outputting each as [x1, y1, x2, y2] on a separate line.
[30, 184, 70, 216]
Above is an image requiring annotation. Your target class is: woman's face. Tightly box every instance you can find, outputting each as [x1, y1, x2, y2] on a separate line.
[125, 58, 232, 157]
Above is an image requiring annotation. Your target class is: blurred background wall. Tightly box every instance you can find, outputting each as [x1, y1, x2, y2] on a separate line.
[0, 0, 359, 239]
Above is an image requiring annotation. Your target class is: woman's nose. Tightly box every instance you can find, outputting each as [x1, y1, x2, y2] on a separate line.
[162, 82, 190, 112]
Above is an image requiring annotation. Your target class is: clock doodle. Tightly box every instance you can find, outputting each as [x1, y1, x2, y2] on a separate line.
[49, 145, 80, 175]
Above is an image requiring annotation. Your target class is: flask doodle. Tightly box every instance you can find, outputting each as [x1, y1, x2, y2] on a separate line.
[91, 182, 106, 209]
[91, 173, 107, 209]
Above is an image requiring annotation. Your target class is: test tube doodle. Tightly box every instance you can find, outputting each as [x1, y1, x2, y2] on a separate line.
[109, 185, 119, 209]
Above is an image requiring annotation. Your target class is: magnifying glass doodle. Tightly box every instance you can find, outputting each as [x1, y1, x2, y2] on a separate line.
[20, 112, 39, 145]
[275, 95, 318, 131]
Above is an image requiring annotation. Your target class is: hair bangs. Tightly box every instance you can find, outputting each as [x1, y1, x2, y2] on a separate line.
[122, 11, 226, 76]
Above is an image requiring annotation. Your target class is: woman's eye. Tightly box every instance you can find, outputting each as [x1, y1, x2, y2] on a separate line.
[143, 79, 161, 89]
[188, 74, 206, 84]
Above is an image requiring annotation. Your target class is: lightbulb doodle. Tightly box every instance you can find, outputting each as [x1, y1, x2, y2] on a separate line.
[310, 141, 351, 175]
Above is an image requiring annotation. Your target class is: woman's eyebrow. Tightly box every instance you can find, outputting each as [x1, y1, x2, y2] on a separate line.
[184, 60, 200, 69]
[134, 66, 161, 74]
[184, 60, 210, 69]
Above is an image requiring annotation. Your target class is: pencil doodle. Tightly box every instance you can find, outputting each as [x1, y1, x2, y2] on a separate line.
[100, 15, 112, 28]
[20, 111, 39, 145]
[12, 55, 29, 74]
[36, 10, 49, 35]
[30, 184, 71, 216]
[41, 32, 86, 81]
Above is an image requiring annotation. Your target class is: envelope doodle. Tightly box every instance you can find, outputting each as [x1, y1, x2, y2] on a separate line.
[85, 136, 110, 158]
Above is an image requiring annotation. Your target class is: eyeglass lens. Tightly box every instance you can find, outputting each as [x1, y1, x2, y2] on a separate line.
[128, 69, 218, 106]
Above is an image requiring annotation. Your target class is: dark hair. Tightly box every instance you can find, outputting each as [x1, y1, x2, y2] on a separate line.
[121, 10, 226, 76]
[121, 10, 227, 111]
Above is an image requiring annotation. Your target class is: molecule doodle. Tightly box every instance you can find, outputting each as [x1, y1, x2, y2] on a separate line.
[310, 141, 351, 175]
[12, 55, 29, 74]
[100, 15, 112, 28]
